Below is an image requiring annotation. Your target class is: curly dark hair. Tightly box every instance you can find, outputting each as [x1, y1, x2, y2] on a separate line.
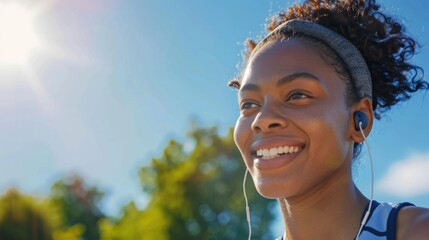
[229, 0, 428, 119]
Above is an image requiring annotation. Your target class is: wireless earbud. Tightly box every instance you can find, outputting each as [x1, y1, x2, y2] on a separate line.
[353, 111, 368, 131]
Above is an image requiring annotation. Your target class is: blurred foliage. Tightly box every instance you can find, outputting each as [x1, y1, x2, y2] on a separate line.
[0, 175, 103, 240]
[0, 123, 277, 239]
[52, 224, 84, 240]
[50, 175, 104, 240]
[101, 123, 277, 240]
[0, 189, 55, 240]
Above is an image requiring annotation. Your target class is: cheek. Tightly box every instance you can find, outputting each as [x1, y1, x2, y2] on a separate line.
[234, 116, 253, 158]
[304, 107, 350, 163]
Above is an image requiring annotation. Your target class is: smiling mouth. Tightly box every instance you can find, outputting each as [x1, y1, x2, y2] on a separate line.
[255, 145, 303, 160]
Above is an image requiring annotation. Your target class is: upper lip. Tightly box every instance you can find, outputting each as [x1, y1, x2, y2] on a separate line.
[250, 137, 306, 154]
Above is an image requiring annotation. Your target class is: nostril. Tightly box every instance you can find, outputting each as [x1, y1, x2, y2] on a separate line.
[251, 111, 288, 133]
[252, 125, 262, 132]
[252, 121, 286, 133]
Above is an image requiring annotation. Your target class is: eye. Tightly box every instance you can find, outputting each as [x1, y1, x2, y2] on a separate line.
[285, 90, 313, 106]
[286, 91, 312, 102]
[240, 101, 259, 110]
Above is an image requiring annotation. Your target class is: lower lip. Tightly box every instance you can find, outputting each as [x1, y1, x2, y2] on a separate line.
[254, 152, 300, 170]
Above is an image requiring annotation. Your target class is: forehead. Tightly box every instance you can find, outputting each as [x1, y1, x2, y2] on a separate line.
[241, 38, 342, 87]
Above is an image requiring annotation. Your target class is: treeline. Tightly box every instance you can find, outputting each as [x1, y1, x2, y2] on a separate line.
[0, 125, 276, 239]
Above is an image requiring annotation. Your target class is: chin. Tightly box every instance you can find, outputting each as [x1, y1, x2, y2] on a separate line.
[253, 178, 293, 199]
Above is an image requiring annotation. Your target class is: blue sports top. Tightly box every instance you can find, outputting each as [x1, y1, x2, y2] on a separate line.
[356, 201, 414, 240]
[276, 200, 415, 240]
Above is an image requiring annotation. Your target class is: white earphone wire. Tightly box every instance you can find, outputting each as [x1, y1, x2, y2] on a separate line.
[243, 121, 373, 240]
[355, 121, 374, 240]
[243, 169, 252, 240]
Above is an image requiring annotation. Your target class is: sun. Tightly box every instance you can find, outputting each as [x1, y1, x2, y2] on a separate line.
[0, 2, 40, 66]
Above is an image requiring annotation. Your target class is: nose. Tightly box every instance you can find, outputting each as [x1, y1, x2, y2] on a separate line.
[251, 103, 288, 133]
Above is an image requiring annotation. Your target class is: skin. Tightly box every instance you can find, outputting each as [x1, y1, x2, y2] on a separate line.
[233, 38, 429, 239]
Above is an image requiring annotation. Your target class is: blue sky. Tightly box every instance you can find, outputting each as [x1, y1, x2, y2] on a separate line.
[1, 0, 428, 233]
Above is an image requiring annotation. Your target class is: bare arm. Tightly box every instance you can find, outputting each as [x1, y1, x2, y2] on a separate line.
[398, 207, 429, 240]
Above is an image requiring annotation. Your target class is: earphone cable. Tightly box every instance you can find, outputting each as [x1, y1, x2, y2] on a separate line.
[243, 169, 252, 240]
[355, 121, 374, 240]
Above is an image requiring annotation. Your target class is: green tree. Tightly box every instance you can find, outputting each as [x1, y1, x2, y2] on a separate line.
[101, 124, 277, 239]
[0, 189, 55, 240]
[50, 175, 104, 240]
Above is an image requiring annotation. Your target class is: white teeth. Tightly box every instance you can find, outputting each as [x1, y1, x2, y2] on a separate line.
[284, 146, 290, 153]
[263, 149, 269, 156]
[256, 145, 301, 159]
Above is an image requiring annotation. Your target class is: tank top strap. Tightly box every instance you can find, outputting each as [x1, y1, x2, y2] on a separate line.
[274, 201, 415, 240]
[359, 201, 415, 240]
[385, 202, 415, 240]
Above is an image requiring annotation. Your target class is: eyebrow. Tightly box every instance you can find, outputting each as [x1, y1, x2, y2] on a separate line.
[239, 72, 320, 92]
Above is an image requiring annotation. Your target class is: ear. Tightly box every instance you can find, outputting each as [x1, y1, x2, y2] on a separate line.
[348, 98, 374, 143]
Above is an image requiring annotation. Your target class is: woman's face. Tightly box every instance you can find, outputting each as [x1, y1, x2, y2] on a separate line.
[234, 38, 356, 199]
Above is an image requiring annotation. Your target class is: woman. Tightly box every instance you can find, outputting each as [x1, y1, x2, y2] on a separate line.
[228, 0, 429, 239]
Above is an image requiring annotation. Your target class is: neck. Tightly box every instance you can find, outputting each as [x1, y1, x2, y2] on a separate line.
[279, 168, 368, 240]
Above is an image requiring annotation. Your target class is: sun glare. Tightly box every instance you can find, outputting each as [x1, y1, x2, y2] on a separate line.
[0, 3, 39, 66]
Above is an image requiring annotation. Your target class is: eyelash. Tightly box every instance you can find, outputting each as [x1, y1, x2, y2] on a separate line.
[287, 91, 310, 101]
[240, 91, 311, 110]
[240, 101, 259, 110]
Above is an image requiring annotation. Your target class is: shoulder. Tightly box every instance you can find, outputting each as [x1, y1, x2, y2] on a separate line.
[397, 206, 429, 240]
